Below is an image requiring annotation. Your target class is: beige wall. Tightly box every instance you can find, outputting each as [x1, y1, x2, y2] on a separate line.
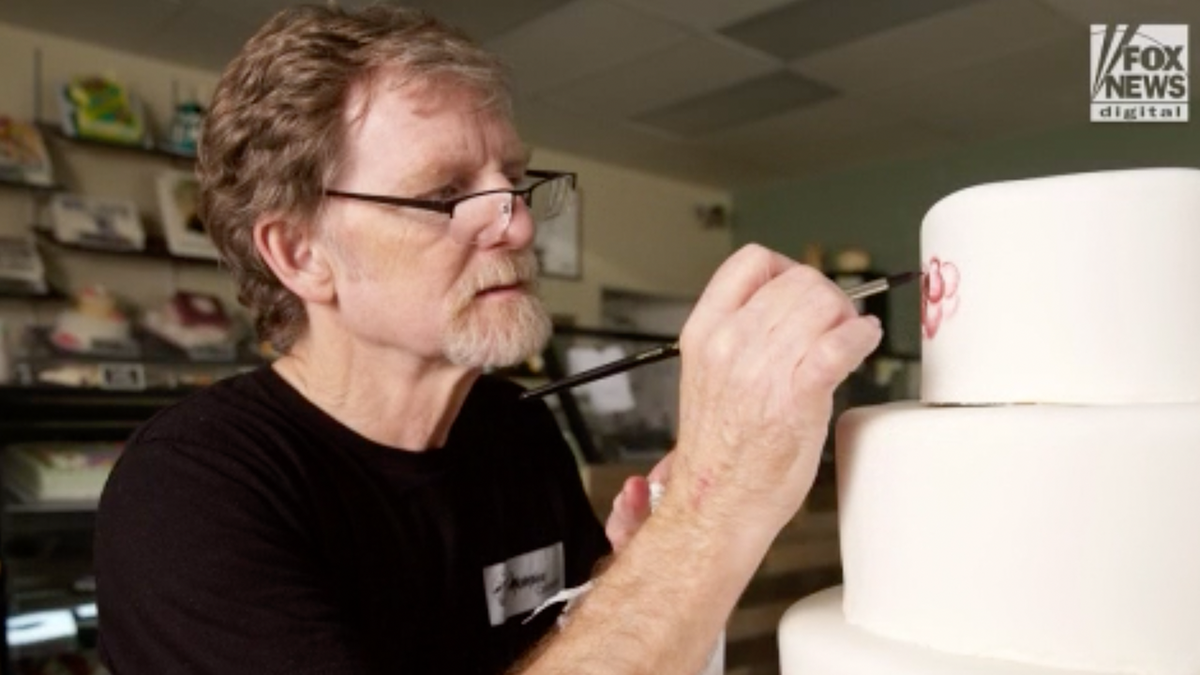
[527, 147, 731, 324]
[0, 21, 731, 340]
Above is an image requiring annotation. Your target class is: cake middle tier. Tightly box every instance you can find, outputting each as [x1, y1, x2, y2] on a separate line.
[837, 402, 1200, 675]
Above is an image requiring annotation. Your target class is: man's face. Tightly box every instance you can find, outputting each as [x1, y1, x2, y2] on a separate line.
[314, 71, 551, 368]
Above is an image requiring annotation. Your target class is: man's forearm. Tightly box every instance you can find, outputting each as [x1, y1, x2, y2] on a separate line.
[516, 499, 769, 675]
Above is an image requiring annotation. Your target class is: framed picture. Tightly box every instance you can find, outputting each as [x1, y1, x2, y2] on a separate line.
[156, 170, 219, 260]
[533, 178, 581, 280]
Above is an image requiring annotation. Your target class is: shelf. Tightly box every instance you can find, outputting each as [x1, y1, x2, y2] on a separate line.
[0, 385, 192, 408]
[32, 228, 220, 267]
[0, 386, 192, 442]
[22, 325, 262, 366]
[0, 285, 67, 301]
[5, 500, 99, 515]
[0, 175, 63, 194]
[39, 122, 195, 163]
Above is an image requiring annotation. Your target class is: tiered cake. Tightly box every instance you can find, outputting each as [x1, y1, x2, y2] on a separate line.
[779, 168, 1200, 675]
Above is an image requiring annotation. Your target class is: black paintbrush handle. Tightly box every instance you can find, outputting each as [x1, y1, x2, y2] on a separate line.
[519, 342, 679, 400]
[518, 270, 919, 401]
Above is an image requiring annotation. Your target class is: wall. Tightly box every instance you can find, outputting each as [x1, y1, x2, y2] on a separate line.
[530, 147, 730, 324]
[0, 21, 731, 353]
[733, 121, 1200, 355]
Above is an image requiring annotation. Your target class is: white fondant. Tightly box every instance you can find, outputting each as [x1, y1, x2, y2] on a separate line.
[836, 402, 1200, 675]
[920, 168, 1200, 404]
[781, 588, 1105, 675]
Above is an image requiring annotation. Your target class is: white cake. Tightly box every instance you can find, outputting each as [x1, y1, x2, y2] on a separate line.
[779, 168, 1200, 675]
[920, 168, 1200, 404]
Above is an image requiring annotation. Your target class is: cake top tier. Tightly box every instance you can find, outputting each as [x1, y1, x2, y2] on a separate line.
[920, 167, 1200, 405]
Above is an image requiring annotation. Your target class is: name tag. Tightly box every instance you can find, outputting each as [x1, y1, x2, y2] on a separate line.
[482, 542, 565, 626]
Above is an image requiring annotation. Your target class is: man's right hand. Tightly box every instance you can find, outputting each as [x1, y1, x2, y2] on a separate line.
[519, 244, 883, 675]
[664, 244, 882, 556]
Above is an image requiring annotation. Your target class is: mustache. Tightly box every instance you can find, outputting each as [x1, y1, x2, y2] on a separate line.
[449, 251, 540, 310]
[473, 251, 539, 292]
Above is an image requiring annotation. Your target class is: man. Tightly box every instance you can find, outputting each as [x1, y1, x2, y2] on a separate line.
[94, 5, 881, 675]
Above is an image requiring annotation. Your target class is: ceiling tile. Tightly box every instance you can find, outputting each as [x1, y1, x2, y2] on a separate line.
[703, 96, 898, 151]
[538, 35, 778, 118]
[700, 100, 955, 178]
[859, 37, 1088, 142]
[772, 122, 959, 179]
[634, 71, 839, 137]
[618, 0, 798, 30]
[792, 0, 1082, 94]
[1039, 0, 1200, 27]
[485, 0, 687, 93]
[138, 4, 262, 72]
[699, 96, 955, 175]
[514, 95, 775, 187]
[720, 0, 988, 61]
[386, 0, 576, 42]
[194, 0, 292, 27]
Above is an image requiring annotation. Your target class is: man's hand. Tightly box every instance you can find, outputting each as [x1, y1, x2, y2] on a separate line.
[604, 453, 675, 553]
[665, 244, 882, 554]
[517, 245, 882, 675]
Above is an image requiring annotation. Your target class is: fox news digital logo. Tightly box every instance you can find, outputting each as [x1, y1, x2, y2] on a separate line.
[1090, 24, 1188, 122]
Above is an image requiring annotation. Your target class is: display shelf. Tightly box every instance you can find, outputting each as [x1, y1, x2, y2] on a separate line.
[0, 285, 67, 301]
[23, 325, 264, 367]
[0, 385, 192, 444]
[5, 500, 99, 516]
[6, 324, 264, 395]
[39, 122, 196, 163]
[0, 175, 63, 193]
[32, 228, 220, 267]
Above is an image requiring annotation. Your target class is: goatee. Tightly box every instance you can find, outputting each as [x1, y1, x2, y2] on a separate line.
[442, 251, 552, 368]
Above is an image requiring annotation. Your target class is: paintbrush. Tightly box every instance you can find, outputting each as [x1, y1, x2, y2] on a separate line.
[519, 270, 920, 401]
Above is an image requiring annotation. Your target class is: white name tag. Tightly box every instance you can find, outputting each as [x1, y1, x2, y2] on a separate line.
[482, 542, 565, 626]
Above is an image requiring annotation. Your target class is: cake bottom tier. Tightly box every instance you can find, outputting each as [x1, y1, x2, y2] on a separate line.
[780, 587, 1105, 675]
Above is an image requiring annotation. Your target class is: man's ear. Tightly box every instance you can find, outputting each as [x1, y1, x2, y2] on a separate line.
[253, 215, 336, 304]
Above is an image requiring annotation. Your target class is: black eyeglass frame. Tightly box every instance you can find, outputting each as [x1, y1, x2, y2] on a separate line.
[322, 169, 577, 218]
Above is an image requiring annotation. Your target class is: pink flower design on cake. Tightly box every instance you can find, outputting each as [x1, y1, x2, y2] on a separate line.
[921, 257, 960, 339]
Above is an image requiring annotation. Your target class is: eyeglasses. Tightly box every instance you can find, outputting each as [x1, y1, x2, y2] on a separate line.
[323, 169, 576, 245]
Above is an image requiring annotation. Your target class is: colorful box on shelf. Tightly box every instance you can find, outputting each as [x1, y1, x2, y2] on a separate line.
[0, 116, 55, 187]
[57, 75, 151, 149]
[2, 441, 121, 504]
[48, 286, 139, 358]
[162, 101, 204, 158]
[49, 193, 146, 252]
[142, 291, 241, 360]
[0, 236, 49, 296]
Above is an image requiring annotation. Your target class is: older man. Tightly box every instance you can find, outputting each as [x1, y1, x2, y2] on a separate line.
[95, 5, 881, 675]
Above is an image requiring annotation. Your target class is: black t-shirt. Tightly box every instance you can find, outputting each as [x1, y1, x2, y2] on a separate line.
[95, 368, 610, 675]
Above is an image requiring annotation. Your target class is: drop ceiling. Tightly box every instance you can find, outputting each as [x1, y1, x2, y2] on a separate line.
[1, 0, 1196, 189]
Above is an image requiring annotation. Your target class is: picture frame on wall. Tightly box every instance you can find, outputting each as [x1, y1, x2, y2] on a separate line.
[156, 170, 219, 260]
[533, 178, 581, 280]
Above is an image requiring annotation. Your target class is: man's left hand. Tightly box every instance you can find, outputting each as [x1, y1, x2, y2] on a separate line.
[604, 452, 674, 553]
